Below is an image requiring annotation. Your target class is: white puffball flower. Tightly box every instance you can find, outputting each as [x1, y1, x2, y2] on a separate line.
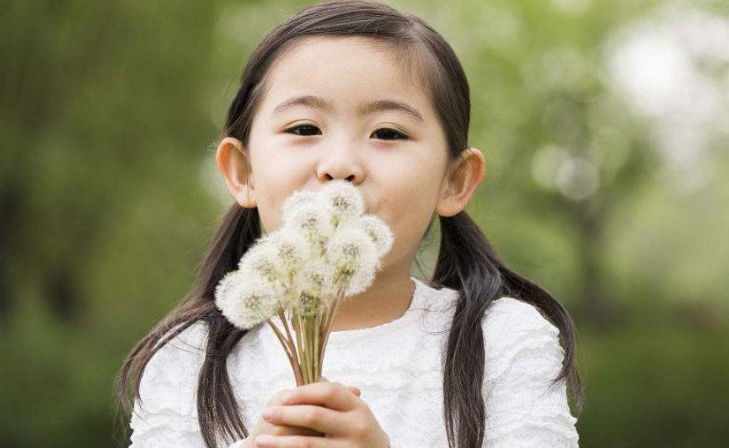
[238, 241, 282, 285]
[214, 272, 281, 330]
[214, 269, 244, 311]
[236, 227, 285, 271]
[281, 189, 319, 220]
[283, 198, 336, 257]
[358, 214, 394, 258]
[320, 180, 365, 228]
[292, 260, 337, 317]
[269, 228, 310, 284]
[327, 223, 379, 297]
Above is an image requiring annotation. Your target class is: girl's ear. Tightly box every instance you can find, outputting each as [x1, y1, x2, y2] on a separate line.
[435, 147, 486, 217]
[216, 137, 257, 208]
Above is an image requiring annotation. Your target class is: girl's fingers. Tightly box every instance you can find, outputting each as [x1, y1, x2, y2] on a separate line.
[254, 434, 337, 448]
[320, 375, 361, 397]
[283, 381, 360, 411]
[262, 404, 347, 436]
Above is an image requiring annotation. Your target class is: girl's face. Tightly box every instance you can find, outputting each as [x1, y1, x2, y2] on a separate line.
[219, 35, 483, 277]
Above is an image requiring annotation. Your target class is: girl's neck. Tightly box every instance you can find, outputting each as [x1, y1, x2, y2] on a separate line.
[328, 272, 416, 332]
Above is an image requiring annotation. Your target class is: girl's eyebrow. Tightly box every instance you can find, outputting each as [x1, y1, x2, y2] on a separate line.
[272, 94, 425, 123]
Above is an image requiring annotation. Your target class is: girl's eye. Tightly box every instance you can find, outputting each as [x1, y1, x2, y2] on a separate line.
[371, 128, 408, 141]
[285, 124, 321, 136]
[284, 125, 408, 141]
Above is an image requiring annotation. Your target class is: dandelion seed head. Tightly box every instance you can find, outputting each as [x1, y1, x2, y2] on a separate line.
[297, 291, 320, 317]
[300, 261, 329, 289]
[238, 243, 282, 284]
[286, 261, 336, 315]
[342, 261, 378, 297]
[284, 199, 335, 253]
[215, 275, 280, 329]
[237, 229, 280, 271]
[270, 228, 309, 278]
[214, 270, 245, 309]
[357, 215, 394, 257]
[327, 225, 378, 296]
[321, 180, 365, 226]
[281, 189, 319, 219]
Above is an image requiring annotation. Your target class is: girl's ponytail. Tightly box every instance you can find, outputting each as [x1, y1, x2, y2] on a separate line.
[194, 206, 261, 446]
[435, 211, 584, 447]
[115, 204, 261, 445]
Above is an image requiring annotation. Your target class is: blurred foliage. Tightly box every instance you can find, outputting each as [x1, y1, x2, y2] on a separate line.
[1, 0, 727, 447]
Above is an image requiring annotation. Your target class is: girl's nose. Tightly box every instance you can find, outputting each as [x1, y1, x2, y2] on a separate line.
[322, 173, 356, 182]
[316, 145, 364, 184]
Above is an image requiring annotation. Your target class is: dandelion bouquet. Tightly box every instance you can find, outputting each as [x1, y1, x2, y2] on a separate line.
[214, 180, 394, 386]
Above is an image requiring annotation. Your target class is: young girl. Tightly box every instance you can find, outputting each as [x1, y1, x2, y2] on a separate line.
[116, 1, 584, 447]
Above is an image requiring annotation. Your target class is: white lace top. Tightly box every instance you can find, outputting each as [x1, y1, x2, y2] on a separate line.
[129, 276, 580, 447]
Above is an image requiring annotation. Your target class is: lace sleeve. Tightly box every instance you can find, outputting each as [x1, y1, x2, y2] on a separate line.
[128, 321, 245, 448]
[481, 298, 580, 448]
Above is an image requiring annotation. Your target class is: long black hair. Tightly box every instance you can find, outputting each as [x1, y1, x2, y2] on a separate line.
[116, 1, 584, 447]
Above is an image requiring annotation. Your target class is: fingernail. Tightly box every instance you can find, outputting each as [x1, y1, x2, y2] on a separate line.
[256, 434, 275, 447]
[261, 407, 274, 419]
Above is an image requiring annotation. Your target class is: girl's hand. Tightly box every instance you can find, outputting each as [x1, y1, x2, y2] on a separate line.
[254, 377, 390, 448]
[241, 377, 363, 448]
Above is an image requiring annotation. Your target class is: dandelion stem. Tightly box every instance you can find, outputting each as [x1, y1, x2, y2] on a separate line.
[277, 308, 303, 387]
[301, 312, 311, 384]
[305, 316, 310, 382]
[304, 316, 310, 382]
[319, 285, 345, 373]
[318, 296, 333, 362]
[267, 320, 290, 358]
[314, 313, 321, 381]
[305, 314, 312, 383]
[311, 315, 318, 381]
[266, 319, 303, 385]
[292, 311, 308, 385]
[307, 315, 315, 382]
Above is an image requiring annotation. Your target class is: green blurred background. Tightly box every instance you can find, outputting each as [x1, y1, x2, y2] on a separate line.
[1, 0, 728, 446]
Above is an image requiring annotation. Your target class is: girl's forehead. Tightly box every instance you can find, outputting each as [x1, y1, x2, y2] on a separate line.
[273, 35, 406, 72]
[262, 36, 431, 117]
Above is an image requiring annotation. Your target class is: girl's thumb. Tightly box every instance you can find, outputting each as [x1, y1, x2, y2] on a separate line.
[349, 386, 362, 397]
[319, 376, 361, 397]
